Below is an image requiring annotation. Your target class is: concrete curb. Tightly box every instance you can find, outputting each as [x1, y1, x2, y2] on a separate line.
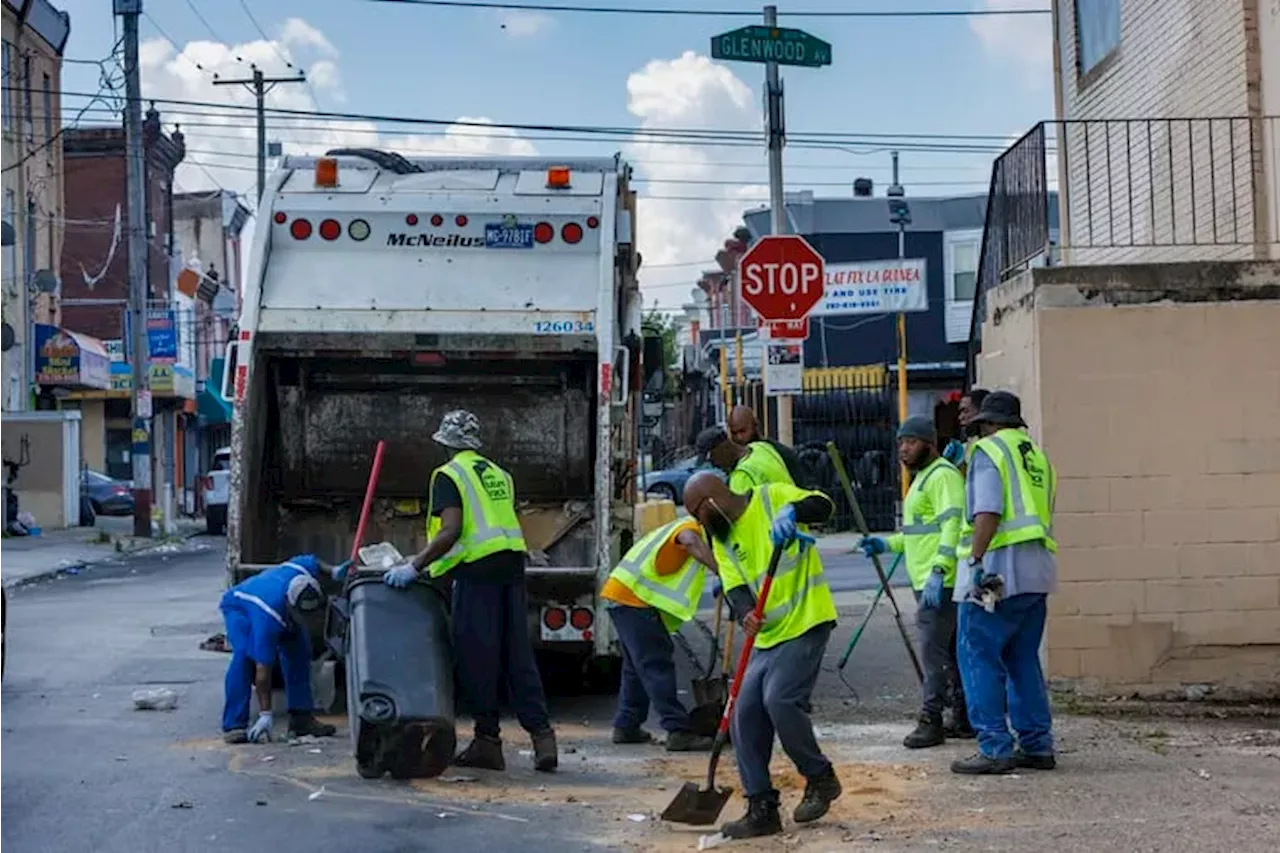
[4, 529, 213, 591]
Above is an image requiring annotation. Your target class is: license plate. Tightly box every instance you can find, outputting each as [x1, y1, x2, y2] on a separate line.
[485, 223, 534, 249]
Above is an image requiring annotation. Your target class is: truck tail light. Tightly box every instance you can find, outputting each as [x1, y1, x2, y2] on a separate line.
[455, 215, 468, 227]
[586, 216, 600, 229]
[273, 211, 287, 224]
[569, 607, 593, 631]
[543, 607, 567, 631]
[349, 219, 371, 241]
[561, 222, 584, 244]
[318, 219, 341, 241]
[290, 218, 312, 240]
[533, 222, 554, 244]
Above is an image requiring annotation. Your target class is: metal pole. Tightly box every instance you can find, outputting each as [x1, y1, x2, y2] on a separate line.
[121, 0, 152, 537]
[893, 150, 909, 500]
[732, 268, 743, 399]
[764, 4, 794, 446]
[212, 68, 306, 208]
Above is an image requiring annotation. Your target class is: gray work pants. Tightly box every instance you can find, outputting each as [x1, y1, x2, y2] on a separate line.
[730, 622, 833, 798]
[913, 589, 965, 718]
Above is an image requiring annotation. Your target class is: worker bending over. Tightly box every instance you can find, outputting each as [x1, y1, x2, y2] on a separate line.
[727, 405, 806, 483]
[696, 425, 795, 493]
[384, 410, 558, 773]
[859, 416, 972, 748]
[953, 391, 1058, 775]
[601, 517, 721, 751]
[220, 554, 345, 744]
[684, 472, 841, 839]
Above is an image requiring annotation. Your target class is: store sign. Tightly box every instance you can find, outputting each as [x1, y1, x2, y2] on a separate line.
[33, 324, 112, 390]
[809, 258, 928, 316]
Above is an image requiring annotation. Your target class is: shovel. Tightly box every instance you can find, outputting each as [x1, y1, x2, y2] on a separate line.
[661, 542, 785, 827]
[688, 595, 729, 738]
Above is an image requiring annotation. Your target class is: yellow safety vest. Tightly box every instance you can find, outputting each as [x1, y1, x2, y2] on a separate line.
[714, 482, 837, 650]
[607, 519, 708, 632]
[425, 450, 528, 578]
[967, 429, 1057, 555]
[886, 456, 965, 589]
[728, 441, 795, 493]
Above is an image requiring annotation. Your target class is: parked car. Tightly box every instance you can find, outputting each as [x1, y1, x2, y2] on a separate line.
[202, 447, 232, 535]
[638, 455, 724, 504]
[81, 469, 134, 517]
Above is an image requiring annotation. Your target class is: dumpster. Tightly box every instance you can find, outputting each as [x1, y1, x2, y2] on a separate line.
[331, 570, 457, 779]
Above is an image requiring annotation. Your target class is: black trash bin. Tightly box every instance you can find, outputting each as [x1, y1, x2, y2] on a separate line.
[332, 570, 457, 780]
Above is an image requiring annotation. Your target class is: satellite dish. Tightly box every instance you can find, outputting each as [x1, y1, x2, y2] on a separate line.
[33, 269, 59, 294]
[1, 322, 14, 352]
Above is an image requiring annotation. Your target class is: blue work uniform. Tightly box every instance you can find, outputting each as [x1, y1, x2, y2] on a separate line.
[219, 555, 321, 733]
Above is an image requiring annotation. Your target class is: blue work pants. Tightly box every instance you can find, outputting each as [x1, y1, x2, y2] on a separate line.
[220, 602, 313, 732]
[607, 605, 693, 734]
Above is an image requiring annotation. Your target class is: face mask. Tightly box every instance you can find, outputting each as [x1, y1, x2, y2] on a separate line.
[962, 421, 980, 439]
[704, 501, 733, 542]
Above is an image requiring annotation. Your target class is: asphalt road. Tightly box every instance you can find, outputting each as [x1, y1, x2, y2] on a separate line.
[0, 546, 620, 853]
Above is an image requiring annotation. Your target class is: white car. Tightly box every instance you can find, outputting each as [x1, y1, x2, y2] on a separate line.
[202, 447, 232, 535]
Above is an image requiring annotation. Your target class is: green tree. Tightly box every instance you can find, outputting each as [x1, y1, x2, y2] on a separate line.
[641, 309, 680, 398]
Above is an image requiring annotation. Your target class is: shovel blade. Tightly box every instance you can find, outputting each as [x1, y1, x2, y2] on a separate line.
[690, 676, 728, 708]
[660, 781, 733, 826]
[688, 701, 726, 739]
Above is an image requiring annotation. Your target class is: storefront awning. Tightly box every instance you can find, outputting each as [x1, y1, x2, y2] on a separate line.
[33, 324, 112, 391]
[198, 357, 233, 425]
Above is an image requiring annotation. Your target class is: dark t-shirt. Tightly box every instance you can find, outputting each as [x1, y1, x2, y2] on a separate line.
[763, 438, 809, 487]
[431, 472, 526, 584]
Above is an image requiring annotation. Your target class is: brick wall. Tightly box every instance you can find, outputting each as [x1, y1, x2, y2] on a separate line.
[979, 261, 1280, 698]
[1053, 0, 1276, 263]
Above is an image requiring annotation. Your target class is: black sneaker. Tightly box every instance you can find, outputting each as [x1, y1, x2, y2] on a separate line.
[288, 713, 337, 738]
[665, 731, 714, 752]
[532, 729, 558, 773]
[1015, 750, 1056, 770]
[903, 713, 946, 749]
[612, 727, 654, 745]
[945, 716, 977, 740]
[951, 752, 1018, 775]
[720, 790, 783, 839]
[223, 728, 248, 745]
[793, 764, 842, 824]
[455, 735, 505, 771]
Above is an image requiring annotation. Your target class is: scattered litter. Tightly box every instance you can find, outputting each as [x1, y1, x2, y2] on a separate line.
[698, 833, 728, 850]
[519, 749, 534, 757]
[436, 812, 454, 819]
[307, 748, 322, 755]
[566, 795, 578, 803]
[1197, 769, 1212, 780]
[564, 746, 577, 754]
[261, 756, 275, 763]
[114, 756, 128, 762]
[439, 774, 477, 783]
[537, 785, 547, 792]
[288, 735, 321, 746]
[308, 787, 326, 801]
[1006, 774, 1021, 779]
[171, 801, 194, 810]
[255, 800, 267, 807]
[132, 687, 179, 711]
[92, 693, 101, 699]
[200, 633, 231, 653]
[64, 567, 82, 575]
[626, 813, 647, 822]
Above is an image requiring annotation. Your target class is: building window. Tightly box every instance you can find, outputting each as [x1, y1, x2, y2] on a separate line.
[1, 41, 11, 130]
[42, 72, 52, 142]
[943, 230, 982, 344]
[22, 55, 32, 138]
[1075, 0, 1121, 77]
[951, 241, 978, 302]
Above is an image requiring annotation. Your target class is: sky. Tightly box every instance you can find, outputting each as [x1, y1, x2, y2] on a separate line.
[50, 0, 1055, 313]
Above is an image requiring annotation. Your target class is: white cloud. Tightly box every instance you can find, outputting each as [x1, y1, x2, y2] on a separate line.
[970, 0, 1054, 84]
[500, 10, 555, 38]
[623, 52, 767, 311]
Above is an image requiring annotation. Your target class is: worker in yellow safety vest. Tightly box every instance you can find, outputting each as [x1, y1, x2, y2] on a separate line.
[696, 425, 795, 493]
[601, 517, 721, 752]
[384, 410, 558, 775]
[683, 471, 840, 840]
[859, 416, 973, 749]
[951, 390, 1059, 777]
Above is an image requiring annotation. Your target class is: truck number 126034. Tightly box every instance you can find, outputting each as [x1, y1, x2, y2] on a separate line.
[533, 320, 595, 334]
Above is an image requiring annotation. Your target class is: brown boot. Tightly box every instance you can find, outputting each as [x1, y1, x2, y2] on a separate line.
[532, 729, 558, 773]
[455, 735, 505, 771]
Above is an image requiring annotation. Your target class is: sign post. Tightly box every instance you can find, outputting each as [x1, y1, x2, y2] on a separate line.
[711, 6, 831, 445]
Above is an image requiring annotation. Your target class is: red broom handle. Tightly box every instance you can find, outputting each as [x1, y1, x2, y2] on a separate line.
[350, 440, 387, 563]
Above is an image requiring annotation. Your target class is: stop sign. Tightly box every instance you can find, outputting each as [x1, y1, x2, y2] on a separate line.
[738, 235, 826, 321]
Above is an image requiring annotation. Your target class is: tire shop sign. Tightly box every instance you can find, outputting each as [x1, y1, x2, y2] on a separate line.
[809, 258, 928, 316]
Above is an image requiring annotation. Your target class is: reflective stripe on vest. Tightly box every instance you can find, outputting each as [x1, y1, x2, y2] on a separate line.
[965, 430, 1057, 554]
[426, 452, 527, 577]
[899, 457, 963, 588]
[608, 520, 705, 630]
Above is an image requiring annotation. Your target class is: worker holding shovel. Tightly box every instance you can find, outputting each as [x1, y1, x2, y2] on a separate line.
[682, 472, 840, 839]
[602, 517, 721, 752]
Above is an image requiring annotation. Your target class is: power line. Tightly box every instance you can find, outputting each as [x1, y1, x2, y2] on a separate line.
[141, 11, 215, 76]
[182, 0, 249, 64]
[360, 0, 1050, 19]
[237, 0, 299, 72]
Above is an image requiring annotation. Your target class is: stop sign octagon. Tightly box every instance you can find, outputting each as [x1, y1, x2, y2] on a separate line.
[738, 235, 826, 322]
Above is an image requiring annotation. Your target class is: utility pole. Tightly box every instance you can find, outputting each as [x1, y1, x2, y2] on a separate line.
[763, 4, 793, 446]
[888, 151, 911, 500]
[118, 0, 153, 537]
[213, 67, 307, 205]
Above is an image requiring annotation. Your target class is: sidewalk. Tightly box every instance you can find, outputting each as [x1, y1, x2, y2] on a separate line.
[1, 516, 211, 588]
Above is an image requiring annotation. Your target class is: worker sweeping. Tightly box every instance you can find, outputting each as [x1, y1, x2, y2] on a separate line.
[697, 425, 795, 493]
[384, 410, 558, 773]
[683, 471, 840, 839]
[952, 390, 1058, 775]
[858, 416, 972, 748]
[727, 405, 806, 484]
[601, 517, 721, 751]
[219, 554, 348, 744]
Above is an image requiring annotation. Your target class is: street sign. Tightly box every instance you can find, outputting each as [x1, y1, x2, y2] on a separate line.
[711, 25, 833, 68]
[759, 317, 810, 341]
[739, 235, 826, 322]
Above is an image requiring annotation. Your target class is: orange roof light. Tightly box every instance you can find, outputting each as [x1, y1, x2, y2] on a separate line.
[546, 166, 571, 189]
[315, 157, 339, 188]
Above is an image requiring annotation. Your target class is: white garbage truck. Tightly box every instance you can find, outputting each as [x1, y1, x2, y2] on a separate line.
[222, 150, 643, 679]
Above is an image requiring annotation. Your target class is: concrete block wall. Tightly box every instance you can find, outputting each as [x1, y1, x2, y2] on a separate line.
[978, 261, 1280, 697]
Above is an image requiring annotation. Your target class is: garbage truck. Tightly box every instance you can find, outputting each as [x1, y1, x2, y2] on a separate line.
[222, 150, 644, 680]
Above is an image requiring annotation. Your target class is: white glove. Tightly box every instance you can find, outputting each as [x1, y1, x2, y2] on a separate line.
[248, 711, 274, 743]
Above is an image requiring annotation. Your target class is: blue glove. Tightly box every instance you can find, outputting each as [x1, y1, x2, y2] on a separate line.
[382, 563, 418, 588]
[247, 711, 273, 744]
[943, 439, 966, 466]
[858, 536, 887, 558]
[711, 578, 723, 600]
[921, 570, 944, 610]
[769, 505, 799, 548]
[795, 531, 817, 554]
[331, 559, 353, 581]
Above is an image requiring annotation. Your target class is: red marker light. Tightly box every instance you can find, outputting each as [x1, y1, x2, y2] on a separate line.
[533, 222, 554, 244]
[318, 219, 341, 241]
[430, 214, 444, 227]
[561, 222, 584, 244]
[586, 216, 600, 229]
[290, 218, 312, 240]
[455, 214, 469, 227]
[273, 211, 287, 224]
[543, 607, 567, 631]
[406, 214, 419, 226]
[570, 607, 593, 631]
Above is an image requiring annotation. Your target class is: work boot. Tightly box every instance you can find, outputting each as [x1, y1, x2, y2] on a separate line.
[612, 727, 654, 745]
[455, 735, 506, 771]
[793, 764, 842, 824]
[903, 713, 946, 749]
[532, 729, 558, 773]
[945, 709, 976, 740]
[665, 730, 714, 752]
[288, 713, 337, 738]
[720, 789, 783, 839]
[223, 728, 248, 745]
[1015, 750, 1057, 771]
[950, 752, 1017, 775]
